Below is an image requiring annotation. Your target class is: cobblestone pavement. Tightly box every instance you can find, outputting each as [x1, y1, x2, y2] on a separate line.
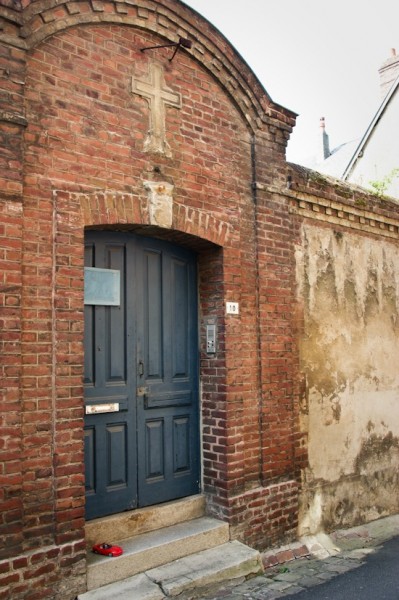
[199, 515, 399, 600]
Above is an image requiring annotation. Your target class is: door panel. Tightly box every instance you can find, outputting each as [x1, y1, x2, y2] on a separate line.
[171, 258, 190, 378]
[173, 416, 191, 471]
[84, 232, 199, 519]
[84, 235, 137, 519]
[106, 422, 128, 488]
[145, 249, 163, 379]
[84, 427, 95, 494]
[136, 237, 199, 507]
[145, 419, 165, 479]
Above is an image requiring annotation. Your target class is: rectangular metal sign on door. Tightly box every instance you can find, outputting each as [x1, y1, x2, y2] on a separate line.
[84, 232, 200, 520]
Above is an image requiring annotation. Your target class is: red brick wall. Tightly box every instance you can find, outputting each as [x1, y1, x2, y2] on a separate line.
[0, 197, 23, 554]
[0, 36, 26, 568]
[0, 2, 301, 598]
[3, 3, 397, 597]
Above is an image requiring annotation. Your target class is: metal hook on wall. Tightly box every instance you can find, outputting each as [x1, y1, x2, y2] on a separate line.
[140, 37, 193, 62]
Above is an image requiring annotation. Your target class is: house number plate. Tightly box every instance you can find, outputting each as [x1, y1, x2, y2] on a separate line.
[85, 403, 119, 415]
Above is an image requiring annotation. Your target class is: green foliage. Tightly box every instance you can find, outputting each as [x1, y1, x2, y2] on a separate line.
[369, 168, 399, 198]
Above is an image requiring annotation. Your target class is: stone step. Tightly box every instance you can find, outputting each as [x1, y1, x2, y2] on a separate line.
[85, 495, 205, 548]
[78, 540, 263, 600]
[86, 516, 230, 590]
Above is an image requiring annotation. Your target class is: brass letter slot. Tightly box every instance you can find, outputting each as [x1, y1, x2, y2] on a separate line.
[86, 403, 120, 415]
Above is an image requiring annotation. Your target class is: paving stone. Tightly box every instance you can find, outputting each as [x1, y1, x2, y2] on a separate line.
[295, 575, 327, 588]
[282, 558, 317, 572]
[346, 547, 376, 558]
[267, 580, 295, 591]
[272, 572, 303, 583]
[317, 570, 340, 581]
[252, 590, 287, 599]
[279, 586, 307, 596]
[198, 515, 399, 600]
[323, 561, 361, 573]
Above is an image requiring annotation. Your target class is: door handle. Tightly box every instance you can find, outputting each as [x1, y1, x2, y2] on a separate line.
[138, 360, 144, 377]
[137, 386, 149, 397]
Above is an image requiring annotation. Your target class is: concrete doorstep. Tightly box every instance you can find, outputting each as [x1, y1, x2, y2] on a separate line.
[78, 497, 399, 600]
[78, 500, 263, 600]
[77, 540, 263, 600]
[86, 517, 231, 589]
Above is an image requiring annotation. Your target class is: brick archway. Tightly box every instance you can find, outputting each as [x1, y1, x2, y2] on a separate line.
[1, 0, 295, 138]
[55, 189, 234, 247]
[53, 186, 230, 521]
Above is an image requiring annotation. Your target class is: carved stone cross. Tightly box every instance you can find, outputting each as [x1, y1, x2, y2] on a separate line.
[131, 63, 182, 158]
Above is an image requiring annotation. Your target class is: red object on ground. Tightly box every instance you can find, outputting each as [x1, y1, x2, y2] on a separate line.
[92, 543, 123, 557]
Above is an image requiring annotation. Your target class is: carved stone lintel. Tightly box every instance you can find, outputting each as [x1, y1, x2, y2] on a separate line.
[144, 181, 174, 228]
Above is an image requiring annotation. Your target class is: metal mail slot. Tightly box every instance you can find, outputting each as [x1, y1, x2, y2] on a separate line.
[85, 403, 119, 415]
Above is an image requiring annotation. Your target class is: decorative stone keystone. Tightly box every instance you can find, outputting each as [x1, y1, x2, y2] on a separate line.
[144, 181, 174, 228]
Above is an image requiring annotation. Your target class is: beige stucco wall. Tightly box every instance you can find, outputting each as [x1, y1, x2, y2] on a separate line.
[296, 222, 399, 534]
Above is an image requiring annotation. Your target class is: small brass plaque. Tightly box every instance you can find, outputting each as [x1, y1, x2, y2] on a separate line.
[85, 403, 119, 415]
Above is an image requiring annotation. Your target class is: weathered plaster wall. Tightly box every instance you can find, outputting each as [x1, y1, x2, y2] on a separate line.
[296, 223, 399, 534]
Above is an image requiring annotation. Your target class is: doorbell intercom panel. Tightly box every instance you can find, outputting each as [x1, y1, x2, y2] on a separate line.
[206, 323, 216, 354]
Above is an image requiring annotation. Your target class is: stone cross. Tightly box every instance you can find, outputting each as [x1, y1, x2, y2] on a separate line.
[132, 63, 182, 158]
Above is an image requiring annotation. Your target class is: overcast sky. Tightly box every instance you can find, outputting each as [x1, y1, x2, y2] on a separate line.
[183, 0, 399, 164]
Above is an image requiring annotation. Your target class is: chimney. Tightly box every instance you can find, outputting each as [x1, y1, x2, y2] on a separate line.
[320, 117, 330, 161]
[378, 48, 399, 98]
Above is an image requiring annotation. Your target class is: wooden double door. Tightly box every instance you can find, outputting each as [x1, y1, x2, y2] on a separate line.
[84, 231, 200, 520]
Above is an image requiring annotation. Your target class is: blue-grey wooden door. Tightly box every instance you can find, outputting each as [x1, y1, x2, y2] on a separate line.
[84, 232, 200, 520]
